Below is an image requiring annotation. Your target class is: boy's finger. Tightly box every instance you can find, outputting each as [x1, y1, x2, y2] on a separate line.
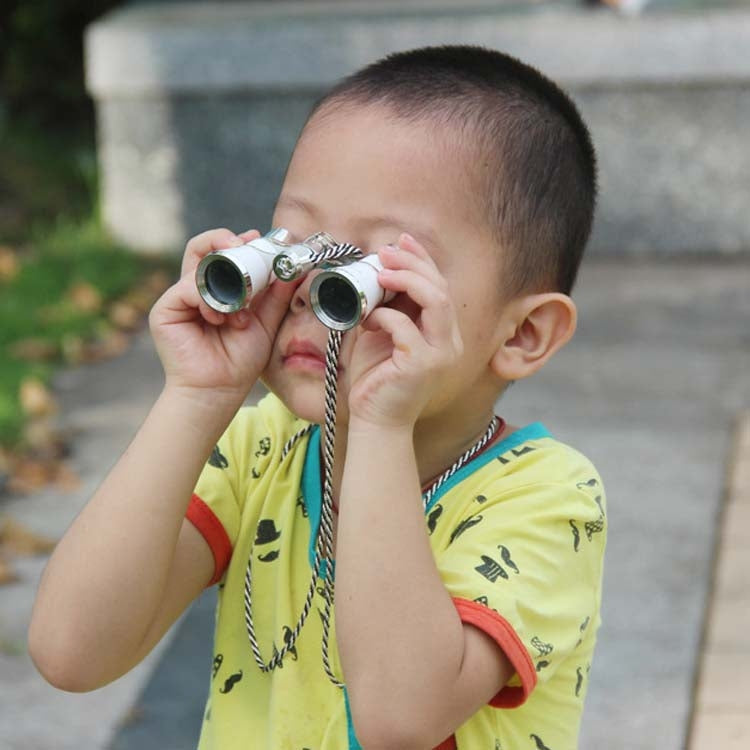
[237, 229, 262, 243]
[398, 232, 433, 261]
[225, 309, 252, 330]
[198, 299, 226, 326]
[181, 228, 252, 277]
[378, 267, 454, 344]
[154, 274, 221, 327]
[173, 273, 228, 324]
[363, 306, 423, 357]
[378, 243, 443, 288]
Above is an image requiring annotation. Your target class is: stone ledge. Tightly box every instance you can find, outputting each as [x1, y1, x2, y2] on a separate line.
[84, 1, 750, 253]
[86, 1, 750, 95]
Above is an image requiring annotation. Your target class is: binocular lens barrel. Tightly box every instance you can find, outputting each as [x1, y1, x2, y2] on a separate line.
[310, 255, 392, 331]
[314, 276, 362, 328]
[203, 257, 246, 309]
[196, 231, 288, 313]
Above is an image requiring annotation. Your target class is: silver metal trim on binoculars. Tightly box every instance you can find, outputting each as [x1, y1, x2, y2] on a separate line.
[272, 232, 338, 282]
[195, 228, 293, 314]
[310, 255, 395, 331]
[195, 228, 393, 330]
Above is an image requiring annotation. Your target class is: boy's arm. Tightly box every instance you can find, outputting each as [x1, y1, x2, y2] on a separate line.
[28, 388, 230, 692]
[336, 424, 514, 750]
[336, 236, 514, 749]
[29, 227, 298, 692]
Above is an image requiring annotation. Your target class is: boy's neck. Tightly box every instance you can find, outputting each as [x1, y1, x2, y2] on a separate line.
[329, 406, 504, 507]
[412, 408, 506, 489]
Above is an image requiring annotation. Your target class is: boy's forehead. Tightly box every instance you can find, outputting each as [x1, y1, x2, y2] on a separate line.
[295, 102, 469, 177]
[280, 103, 484, 250]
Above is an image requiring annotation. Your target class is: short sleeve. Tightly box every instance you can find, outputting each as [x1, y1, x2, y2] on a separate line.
[437, 476, 606, 708]
[187, 408, 256, 585]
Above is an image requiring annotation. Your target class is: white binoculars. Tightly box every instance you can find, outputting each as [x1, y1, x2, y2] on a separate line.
[196, 228, 394, 331]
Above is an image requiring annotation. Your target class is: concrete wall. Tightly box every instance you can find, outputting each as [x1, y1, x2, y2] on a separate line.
[85, 1, 750, 254]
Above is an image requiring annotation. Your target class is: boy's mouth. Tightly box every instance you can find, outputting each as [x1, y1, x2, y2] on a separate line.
[282, 337, 328, 373]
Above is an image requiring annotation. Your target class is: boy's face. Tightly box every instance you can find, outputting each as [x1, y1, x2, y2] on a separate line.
[262, 103, 506, 424]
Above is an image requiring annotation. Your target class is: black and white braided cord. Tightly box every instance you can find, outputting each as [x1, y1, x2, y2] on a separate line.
[243, 238, 501, 686]
[421, 416, 501, 510]
[242, 331, 344, 680]
[318, 330, 344, 686]
[243, 512, 326, 673]
[310, 241, 362, 267]
[280, 425, 313, 461]
[243, 238, 360, 680]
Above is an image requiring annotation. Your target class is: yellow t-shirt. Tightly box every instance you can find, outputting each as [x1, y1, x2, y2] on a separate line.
[188, 393, 606, 750]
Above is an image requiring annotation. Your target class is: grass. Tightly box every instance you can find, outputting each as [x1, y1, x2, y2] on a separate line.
[0, 218, 154, 446]
[0, 117, 176, 451]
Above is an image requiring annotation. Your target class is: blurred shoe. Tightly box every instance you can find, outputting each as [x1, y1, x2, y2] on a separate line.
[587, 0, 651, 14]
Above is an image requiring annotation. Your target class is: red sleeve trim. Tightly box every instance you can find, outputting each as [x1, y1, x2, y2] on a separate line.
[433, 736, 457, 750]
[186, 494, 233, 586]
[453, 597, 537, 709]
[434, 734, 458, 750]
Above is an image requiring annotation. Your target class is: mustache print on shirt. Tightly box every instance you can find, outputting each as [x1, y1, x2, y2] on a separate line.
[219, 670, 243, 694]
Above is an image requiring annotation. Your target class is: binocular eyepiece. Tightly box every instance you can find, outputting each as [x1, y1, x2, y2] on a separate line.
[195, 229, 394, 331]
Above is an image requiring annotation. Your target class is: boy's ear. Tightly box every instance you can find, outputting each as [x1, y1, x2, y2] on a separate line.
[490, 293, 577, 382]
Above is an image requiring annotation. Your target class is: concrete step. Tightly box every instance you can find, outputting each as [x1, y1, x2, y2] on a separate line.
[85, 1, 750, 255]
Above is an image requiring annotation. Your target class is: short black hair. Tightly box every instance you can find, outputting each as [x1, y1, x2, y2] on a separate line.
[308, 45, 597, 296]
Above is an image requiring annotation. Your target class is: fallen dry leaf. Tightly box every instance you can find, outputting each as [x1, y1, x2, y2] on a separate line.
[19, 378, 58, 418]
[6, 457, 53, 493]
[0, 516, 57, 556]
[68, 281, 102, 313]
[23, 419, 68, 461]
[61, 334, 86, 365]
[145, 270, 172, 296]
[0, 447, 10, 475]
[0, 245, 19, 282]
[68, 281, 103, 312]
[122, 288, 158, 314]
[1, 449, 80, 496]
[0, 552, 19, 586]
[87, 330, 130, 361]
[109, 300, 142, 331]
[8, 337, 59, 362]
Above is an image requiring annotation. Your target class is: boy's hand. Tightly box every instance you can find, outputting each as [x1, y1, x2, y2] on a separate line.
[149, 228, 298, 404]
[346, 233, 464, 428]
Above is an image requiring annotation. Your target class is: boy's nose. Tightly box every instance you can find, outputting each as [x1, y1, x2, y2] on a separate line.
[289, 271, 316, 313]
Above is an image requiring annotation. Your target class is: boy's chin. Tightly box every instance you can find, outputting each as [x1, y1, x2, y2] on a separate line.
[261, 377, 349, 427]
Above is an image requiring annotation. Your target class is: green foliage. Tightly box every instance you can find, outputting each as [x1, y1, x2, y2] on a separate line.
[0, 2, 179, 452]
[0, 216, 151, 446]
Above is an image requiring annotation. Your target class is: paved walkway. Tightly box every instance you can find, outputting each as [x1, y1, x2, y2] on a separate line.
[689, 411, 750, 749]
[0, 258, 748, 750]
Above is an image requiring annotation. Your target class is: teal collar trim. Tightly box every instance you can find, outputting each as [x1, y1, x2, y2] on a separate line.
[343, 687, 362, 749]
[302, 425, 325, 573]
[302, 423, 551, 549]
[422, 422, 552, 513]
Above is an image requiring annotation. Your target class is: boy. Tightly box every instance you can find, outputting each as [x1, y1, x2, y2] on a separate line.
[29, 45, 605, 750]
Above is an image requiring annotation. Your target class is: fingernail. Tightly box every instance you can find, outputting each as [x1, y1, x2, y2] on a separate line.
[400, 232, 415, 244]
[236, 310, 249, 324]
[228, 235, 244, 246]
